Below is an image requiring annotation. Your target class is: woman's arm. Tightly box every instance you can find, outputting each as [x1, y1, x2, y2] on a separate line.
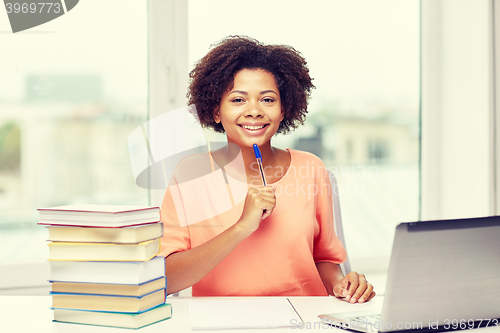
[165, 186, 276, 295]
[165, 221, 250, 294]
[316, 262, 376, 303]
[316, 261, 344, 295]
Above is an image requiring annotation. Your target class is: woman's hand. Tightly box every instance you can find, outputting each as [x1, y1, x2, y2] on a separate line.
[237, 186, 276, 235]
[333, 271, 376, 304]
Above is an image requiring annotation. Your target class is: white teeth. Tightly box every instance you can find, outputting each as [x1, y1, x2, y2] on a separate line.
[241, 125, 265, 130]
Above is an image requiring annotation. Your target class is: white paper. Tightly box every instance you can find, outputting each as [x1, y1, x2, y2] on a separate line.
[188, 298, 303, 330]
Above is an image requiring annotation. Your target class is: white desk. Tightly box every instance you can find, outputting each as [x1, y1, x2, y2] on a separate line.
[2, 295, 383, 333]
[3, 296, 499, 333]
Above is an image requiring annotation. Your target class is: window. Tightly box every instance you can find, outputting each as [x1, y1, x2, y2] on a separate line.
[1, 0, 421, 294]
[188, 0, 420, 264]
[0, 1, 148, 269]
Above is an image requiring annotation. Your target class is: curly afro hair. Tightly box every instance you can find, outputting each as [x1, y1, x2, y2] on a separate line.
[187, 36, 315, 135]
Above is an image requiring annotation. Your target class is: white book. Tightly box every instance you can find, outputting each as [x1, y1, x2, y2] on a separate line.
[51, 276, 166, 297]
[48, 239, 160, 261]
[49, 256, 165, 284]
[51, 289, 166, 313]
[53, 303, 172, 329]
[47, 223, 163, 243]
[38, 204, 160, 227]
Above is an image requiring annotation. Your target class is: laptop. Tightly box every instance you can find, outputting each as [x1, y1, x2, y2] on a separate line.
[319, 216, 500, 332]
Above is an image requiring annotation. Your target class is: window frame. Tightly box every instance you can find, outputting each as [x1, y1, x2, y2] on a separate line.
[421, 0, 499, 220]
[492, 0, 500, 214]
[148, 0, 189, 207]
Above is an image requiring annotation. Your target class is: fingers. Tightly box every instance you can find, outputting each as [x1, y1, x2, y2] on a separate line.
[349, 273, 368, 303]
[366, 291, 376, 302]
[260, 197, 276, 219]
[337, 272, 376, 304]
[356, 276, 374, 304]
[345, 272, 359, 303]
[249, 186, 275, 199]
[248, 187, 276, 205]
[248, 187, 276, 206]
[246, 187, 276, 219]
[332, 276, 349, 298]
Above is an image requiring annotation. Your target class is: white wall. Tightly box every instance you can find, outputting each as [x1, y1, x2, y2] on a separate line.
[421, 0, 496, 220]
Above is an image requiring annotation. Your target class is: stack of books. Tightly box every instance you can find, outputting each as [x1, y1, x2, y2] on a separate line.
[37, 204, 172, 329]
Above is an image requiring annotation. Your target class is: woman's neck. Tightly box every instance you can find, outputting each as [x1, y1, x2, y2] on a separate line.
[213, 141, 287, 185]
[240, 142, 276, 167]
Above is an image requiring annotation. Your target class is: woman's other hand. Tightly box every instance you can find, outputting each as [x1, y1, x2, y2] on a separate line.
[237, 186, 276, 235]
[333, 271, 376, 303]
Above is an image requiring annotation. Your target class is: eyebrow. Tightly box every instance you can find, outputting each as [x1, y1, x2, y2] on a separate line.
[228, 90, 278, 96]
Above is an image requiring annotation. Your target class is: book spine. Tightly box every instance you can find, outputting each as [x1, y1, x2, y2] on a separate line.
[50, 287, 166, 298]
[51, 303, 165, 314]
[49, 275, 165, 286]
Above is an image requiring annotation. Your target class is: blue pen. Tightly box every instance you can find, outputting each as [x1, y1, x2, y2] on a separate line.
[253, 144, 267, 186]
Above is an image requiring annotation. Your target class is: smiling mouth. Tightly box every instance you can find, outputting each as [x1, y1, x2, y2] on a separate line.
[239, 124, 268, 131]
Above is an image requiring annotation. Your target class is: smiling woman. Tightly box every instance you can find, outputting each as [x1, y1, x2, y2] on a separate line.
[184, 0, 420, 270]
[159, 36, 375, 303]
[213, 69, 290, 185]
[188, 36, 314, 136]
[214, 69, 284, 149]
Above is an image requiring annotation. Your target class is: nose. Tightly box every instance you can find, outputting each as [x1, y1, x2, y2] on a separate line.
[243, 100, 264, 118]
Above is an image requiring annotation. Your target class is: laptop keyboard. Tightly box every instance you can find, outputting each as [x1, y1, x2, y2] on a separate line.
[349, 314, 381, 326]
[320, 311, 383, 332]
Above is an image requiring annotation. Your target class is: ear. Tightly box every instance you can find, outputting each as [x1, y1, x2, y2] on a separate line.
[280, 107, 285, 122]
[213, 107, 221, 123]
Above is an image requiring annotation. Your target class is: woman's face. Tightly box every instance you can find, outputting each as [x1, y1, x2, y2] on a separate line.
[214, 68, 284, 148]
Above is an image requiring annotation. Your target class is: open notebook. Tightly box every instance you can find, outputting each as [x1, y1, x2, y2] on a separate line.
[188, 298, 303, 330]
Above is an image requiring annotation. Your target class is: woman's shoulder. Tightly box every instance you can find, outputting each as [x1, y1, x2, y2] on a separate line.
[169, 151, 213, 185]
[288, 148, 326, 166]
[282, 149, 330, 183]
